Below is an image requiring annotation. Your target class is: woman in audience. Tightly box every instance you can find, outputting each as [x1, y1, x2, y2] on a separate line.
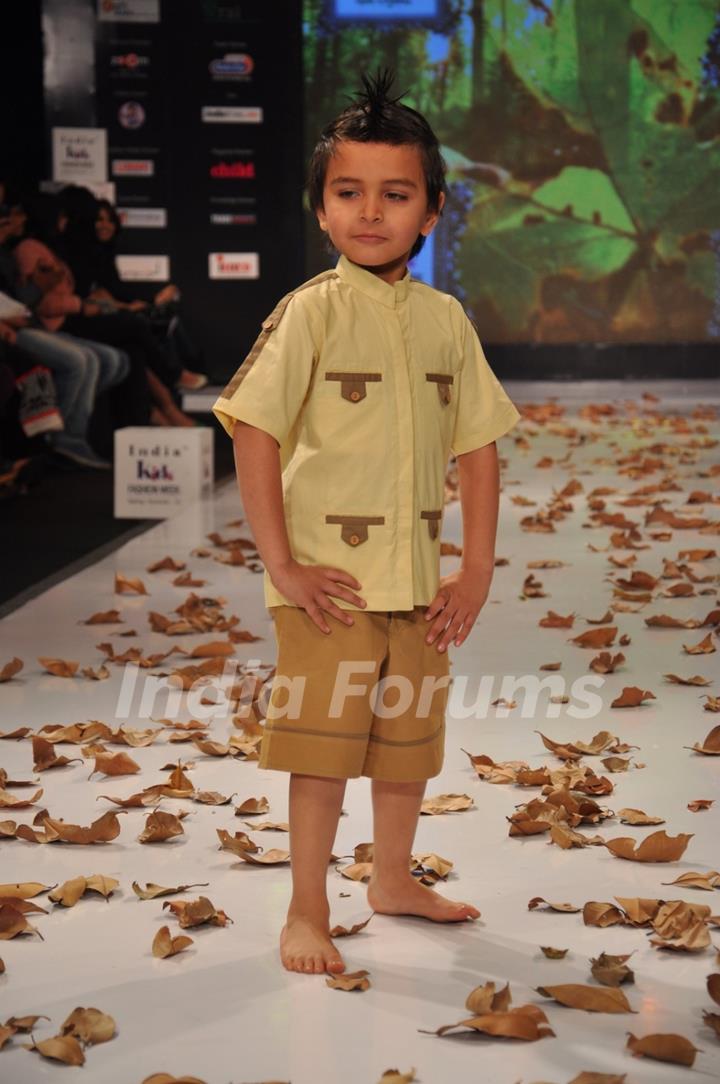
[63, 194, 207, 391]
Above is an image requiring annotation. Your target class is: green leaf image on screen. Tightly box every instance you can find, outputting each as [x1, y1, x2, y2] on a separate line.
[304, 0, 720, 343]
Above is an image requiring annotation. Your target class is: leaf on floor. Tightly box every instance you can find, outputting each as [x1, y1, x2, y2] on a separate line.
[536, 983, 634, 1013]
[152, 925, 194, 958]
[604, 830, 692, 862]
[626, 1032, 699, 1066]
[0, 657, 23, 681]
[326, 969, 370, 991]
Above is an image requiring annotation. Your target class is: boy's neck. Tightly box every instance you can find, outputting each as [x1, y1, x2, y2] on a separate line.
[348, 253, 410, 285]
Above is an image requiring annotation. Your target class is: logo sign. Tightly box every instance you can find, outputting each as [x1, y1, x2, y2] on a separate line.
[114, 427, 214, 519]
[52, 127, 108, 184]
[201, 106, 263, 124]
[209, 53, 254, 80]
[116, 254, 170, 281]
[112, 159, 154, 176]
[118, 101, 146, 129]
[210, 212, 257, 226]
[208, 252, 259, 280]
[98, 0, 160, 23]
[117, 207, 167, 228]
[210, 161, 255, 179]
[111, 52, 150, 72]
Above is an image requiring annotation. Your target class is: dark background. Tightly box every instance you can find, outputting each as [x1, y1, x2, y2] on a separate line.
[1, 1, 717, 379]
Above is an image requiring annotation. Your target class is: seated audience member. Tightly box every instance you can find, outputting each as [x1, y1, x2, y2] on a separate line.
[13, 192, 193, 428]
[0, 195, 129, 468]
[63, 193, 207, 391]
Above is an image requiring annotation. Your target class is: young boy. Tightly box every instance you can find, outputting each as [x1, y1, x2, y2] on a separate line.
[213, 73, 521, 976]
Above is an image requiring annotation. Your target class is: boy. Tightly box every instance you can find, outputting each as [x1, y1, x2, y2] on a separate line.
[213, 72, 521, 976]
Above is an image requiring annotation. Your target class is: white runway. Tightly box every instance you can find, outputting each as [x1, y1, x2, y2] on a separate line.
[1, 380, 719, 1084]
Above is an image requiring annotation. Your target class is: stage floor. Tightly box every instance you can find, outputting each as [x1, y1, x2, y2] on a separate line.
[1, 380, 719, 1083]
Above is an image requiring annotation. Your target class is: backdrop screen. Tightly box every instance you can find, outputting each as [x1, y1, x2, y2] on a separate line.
[303, 0, 720, 343]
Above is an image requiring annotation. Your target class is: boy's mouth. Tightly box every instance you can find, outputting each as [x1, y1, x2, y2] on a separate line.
[353, 234, 388, 243]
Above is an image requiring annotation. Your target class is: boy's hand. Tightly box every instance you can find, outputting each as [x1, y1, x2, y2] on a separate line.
[270, 558, 367, 634]
[424, 568, 492, 653]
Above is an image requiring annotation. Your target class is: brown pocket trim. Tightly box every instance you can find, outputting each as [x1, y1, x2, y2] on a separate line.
[421, 509, 442, 541]
[426, 372, 453, 406]
[326, 514, 385, 547]
[326, 372, 382, 404]
[326, 372, 383, 382]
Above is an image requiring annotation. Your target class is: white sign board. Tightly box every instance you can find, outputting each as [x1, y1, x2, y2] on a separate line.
[114, 427, 214, 519]
[98, 0, 160, 23]
[116, 254, 170, 282]
[52, 127, 108, 184]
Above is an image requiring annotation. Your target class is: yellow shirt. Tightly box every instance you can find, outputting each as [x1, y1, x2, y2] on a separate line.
[213, 254, 521, 611]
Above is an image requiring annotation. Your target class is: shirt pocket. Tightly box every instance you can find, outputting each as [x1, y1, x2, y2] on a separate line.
[325, 514, 385, 547]
[425, 372, 454, 407]
[325, 371, 382, 404]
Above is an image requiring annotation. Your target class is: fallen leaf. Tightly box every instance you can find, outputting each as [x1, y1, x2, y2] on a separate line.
[0, 657, 23, 681]
[326, 969, 371, 991]
[536, 983, 634, 1013]
[114, 573, 148, 595]
[604, 830, 692, 862]
[610, 686, 656, 708]
[152, 924, 194, 958]
[38, 657, 79, 678]
[626, 1032, 699, 1067]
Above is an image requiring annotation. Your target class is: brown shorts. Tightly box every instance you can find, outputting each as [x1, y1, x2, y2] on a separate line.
[259, 605, 450, 782]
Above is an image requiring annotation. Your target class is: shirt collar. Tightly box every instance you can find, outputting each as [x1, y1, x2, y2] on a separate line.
[336, 254, 410, 308]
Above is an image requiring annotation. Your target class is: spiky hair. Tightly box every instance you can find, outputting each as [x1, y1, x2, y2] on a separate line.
[307, 69, 446, 257]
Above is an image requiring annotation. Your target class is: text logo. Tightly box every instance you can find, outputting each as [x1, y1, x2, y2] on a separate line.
[112, 159, 154, 176]
[209, 53, 254, 80]
[98, 0, 160, 23]
[208, 252, 259, 279]
[210, 212, 257, 225]
[201, 106, 263, 124]
[117, 207, 167, 228]
[118, 101, 146, 129]
[111, 52, 149, 71]
[137, 460, 173, 480]
[210, 161, 255, 179]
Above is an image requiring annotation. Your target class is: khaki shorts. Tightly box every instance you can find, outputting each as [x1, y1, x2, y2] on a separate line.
[259, 605, 450, 782]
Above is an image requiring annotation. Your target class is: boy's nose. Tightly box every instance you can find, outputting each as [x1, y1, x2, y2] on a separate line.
[360, 198, 383, 222]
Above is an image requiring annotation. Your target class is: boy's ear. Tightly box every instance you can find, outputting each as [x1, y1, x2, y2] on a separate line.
[421, 191, 445, 237]
[316, 205, 328, 231]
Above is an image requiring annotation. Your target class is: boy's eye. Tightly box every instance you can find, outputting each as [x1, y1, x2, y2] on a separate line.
[385, 192, 408, 201]
[337, 190, 358, 199]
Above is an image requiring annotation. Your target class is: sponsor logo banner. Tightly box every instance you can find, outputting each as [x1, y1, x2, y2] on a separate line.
[110, 52, 150, 72]
[98, 0, 160, 23]
[210, 212, 257, 225]
[117, 207, 167, 228]
[209, 53, 254, 80]
[112, 159, 154, 176]
[208, 252, 259, 280]
[116, 254, 170, 281]
[201, 106, 263, 124]
[118, 101, 146, 129]
[210, 160, 255, 179]
[52, 127, 108, 184]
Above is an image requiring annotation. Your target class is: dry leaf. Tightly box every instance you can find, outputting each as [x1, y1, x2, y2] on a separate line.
[38, 657, 79, 678]
[152, 924, 194, 958]
[114, 573, 148, 594]
[536, 983, 634, 1013]
[420, 793, 474, 815]
[617, 808, 665, 826]
[24, 1034, 85, 1065]
[610, 686, 656, 708]
[0, 657, 23, 682]
[326, 969, 371, 991]
[688, 799, 714, 812]
[89, 751, 141, 777]
[626, 1032, 699, 1067]
[687, 724, 720, 754]
[590, 951, 635, 986]
[540, 946, 568, 959]
[61, 1005, 116, 1045]
[138, 810, 185, 843]
[604, 830, 692, 862]
[528, 897, 580, 913]
[132, 881, 209, 900]
[82, 610, 122, 624]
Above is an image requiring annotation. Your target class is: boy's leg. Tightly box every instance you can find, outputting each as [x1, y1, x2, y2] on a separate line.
[281, 772, 348, 974]
[367, 779, 480, 922]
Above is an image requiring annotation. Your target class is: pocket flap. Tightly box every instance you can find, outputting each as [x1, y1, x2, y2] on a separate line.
[326, 514, 385, 546]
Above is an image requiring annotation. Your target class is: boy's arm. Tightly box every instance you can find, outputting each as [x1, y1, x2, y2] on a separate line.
[424, 442, 499, 652]
[232, 421, 293, 579]
[232, 420, 367, 630]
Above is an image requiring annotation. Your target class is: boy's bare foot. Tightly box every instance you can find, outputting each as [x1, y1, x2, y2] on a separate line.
[280, 914, 346, 974]
[367, 875, 480, 922]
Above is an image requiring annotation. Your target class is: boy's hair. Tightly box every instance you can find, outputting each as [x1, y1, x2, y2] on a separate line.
[308, 69, 446, 259]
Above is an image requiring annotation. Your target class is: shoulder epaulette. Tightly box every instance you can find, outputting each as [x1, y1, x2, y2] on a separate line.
[220, 269, 338, 400]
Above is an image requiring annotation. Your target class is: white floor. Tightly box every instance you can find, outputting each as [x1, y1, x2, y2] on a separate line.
[2, 380, 720, 1084]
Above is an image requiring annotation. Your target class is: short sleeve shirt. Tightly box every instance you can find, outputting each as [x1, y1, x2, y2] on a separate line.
[213, 254, 521, 612]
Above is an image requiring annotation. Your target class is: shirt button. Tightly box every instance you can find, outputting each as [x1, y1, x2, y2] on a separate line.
[349, 533, 360, 545]
[350, 390, 360, 402]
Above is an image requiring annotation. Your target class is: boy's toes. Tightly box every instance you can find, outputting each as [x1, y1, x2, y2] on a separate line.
[313, 955, 325, 973]
[326, 954, 345, 973]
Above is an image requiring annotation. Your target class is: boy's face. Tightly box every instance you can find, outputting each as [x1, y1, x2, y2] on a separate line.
[316, 141, 444, 283]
